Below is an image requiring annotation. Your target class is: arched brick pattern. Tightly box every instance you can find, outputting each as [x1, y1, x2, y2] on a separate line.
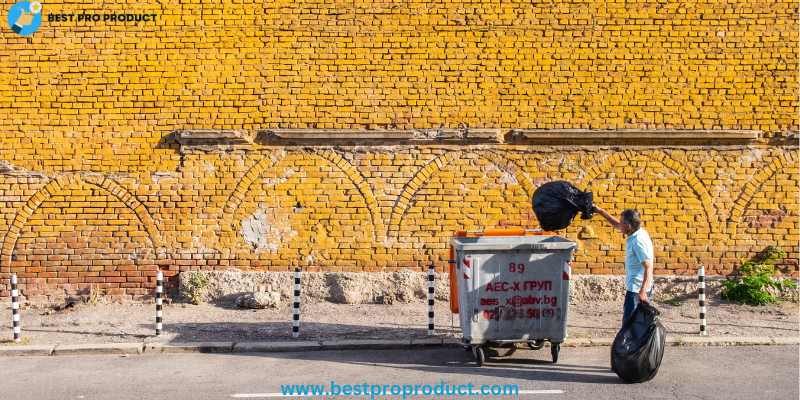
[727, 151, 799, 275]
[313, 149, 383, 240]
[223, 150, 381, 240]
[223, 154, 283, 216]
[482, 149, 536, 199]
[226, 151, 377, 269]
[387, 151, 533, 239]
[582, 150, 717, 232]
[388, 152, 459, 240]
[0, 174, 161, 299]
[1, 174, 161, 272]
[727, 152, 796, 236]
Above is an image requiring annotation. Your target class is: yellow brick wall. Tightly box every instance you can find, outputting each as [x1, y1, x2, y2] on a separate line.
[2, 146, 797, 299]
[0, 0, 798, 173]
[11, 179, 155, 297]
[0, 0, 798, 299]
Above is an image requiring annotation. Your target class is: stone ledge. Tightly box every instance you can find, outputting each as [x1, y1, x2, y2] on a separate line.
[170, 128, 764, 149]
[506, 129, 761, 144]
[256, 128, 503, 145]
[174, 130, 254, 148]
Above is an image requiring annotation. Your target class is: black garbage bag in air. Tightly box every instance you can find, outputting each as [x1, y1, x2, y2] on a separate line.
[531, 181, 594, 231]
[611, 302, 667, 383]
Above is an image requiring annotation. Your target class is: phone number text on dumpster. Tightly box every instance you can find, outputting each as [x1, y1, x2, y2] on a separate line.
[481, 307, 557, 321]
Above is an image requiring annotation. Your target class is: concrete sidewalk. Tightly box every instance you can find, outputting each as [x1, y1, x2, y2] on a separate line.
[2, 299, 797, 346]
[1, 334, 798, 357]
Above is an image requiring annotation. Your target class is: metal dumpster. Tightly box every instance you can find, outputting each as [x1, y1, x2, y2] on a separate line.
[450, 232, 576, 365]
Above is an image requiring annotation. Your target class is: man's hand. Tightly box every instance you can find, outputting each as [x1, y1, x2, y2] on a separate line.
[638, 287, 649, 302]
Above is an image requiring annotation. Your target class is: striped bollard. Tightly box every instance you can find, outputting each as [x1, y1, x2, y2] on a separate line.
[292, 268, 301, 338]
[11, 274, 20, 343]
[155, 271, 163, 336]
[698, 266, 707, 336]
[427, 265, 435, 336]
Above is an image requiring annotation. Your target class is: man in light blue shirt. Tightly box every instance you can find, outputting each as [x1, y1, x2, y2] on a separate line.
[594, 206, 655, 323]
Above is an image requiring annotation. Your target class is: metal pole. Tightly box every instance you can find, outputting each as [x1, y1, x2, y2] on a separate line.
[699, 266, 707, 336]
[155, 271, 163, 336]
[292, 268, 301, 338]
[11, 274, 20, 343]
[427, 265, 435, 336]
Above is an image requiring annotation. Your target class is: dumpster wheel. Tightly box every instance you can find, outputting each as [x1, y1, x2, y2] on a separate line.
[497, 344, 517, 357]
[471, 346, 486, 366]
[527, 339, 545, 350]
[550, 342, 561, 363]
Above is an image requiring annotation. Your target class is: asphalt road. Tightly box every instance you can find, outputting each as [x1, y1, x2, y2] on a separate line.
[0, 345, 796, 400]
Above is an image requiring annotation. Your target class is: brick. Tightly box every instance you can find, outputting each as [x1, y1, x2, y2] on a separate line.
[0, 1, 797, 302]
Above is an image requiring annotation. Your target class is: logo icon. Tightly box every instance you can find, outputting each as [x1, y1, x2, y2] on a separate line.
[7, 1, 42, 36]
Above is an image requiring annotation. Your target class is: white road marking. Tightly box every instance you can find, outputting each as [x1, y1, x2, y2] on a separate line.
[231, 389, 564, 398]
[520, 390, 565, 394]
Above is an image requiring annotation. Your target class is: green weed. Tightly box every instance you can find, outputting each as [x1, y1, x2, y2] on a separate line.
[721, 246, 797, 306]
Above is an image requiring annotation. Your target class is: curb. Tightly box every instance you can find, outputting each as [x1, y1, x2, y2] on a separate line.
[146, 341, 234, 354]
[53, 342, 144, 356]
[0, 335, 797, 357]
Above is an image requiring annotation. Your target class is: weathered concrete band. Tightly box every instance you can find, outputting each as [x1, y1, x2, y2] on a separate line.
[177, 271, 799, 306]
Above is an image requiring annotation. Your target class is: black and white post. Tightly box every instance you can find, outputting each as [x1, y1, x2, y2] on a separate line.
[427, 265, 435, 336]
[698, 266, 707, 336]
[292, 267, 301, 338]
[11, 274, 20, 343]
[155, 271, 163, 336]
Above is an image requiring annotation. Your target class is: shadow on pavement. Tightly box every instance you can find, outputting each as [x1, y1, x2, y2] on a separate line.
[23, 327, 150, 340]
[233, 346, 621, 385]
[148, 321, 434, 342]
[136, 321, 621, 384]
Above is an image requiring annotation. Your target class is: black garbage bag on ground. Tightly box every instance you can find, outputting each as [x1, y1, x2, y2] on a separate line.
[611, 302, 667, 383]
[531, 181, 594, 231]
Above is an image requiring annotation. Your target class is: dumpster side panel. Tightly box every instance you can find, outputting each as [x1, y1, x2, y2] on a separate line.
[456, 253, 474, 343]
[452, 235, 575, 345]
[472, 250, 571, 343]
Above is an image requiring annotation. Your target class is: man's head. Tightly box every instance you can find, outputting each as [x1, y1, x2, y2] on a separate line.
[619, 208, 642, 235]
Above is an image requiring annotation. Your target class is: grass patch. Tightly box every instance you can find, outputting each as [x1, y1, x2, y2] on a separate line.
[721, 246, 797, 306]
[182, 271, 210, 305]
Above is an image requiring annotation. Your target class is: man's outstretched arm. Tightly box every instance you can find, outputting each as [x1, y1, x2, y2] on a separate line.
[594, 205, 624, 231]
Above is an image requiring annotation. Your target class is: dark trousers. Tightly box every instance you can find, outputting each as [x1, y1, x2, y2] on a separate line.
[623, 289, 652, 324]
